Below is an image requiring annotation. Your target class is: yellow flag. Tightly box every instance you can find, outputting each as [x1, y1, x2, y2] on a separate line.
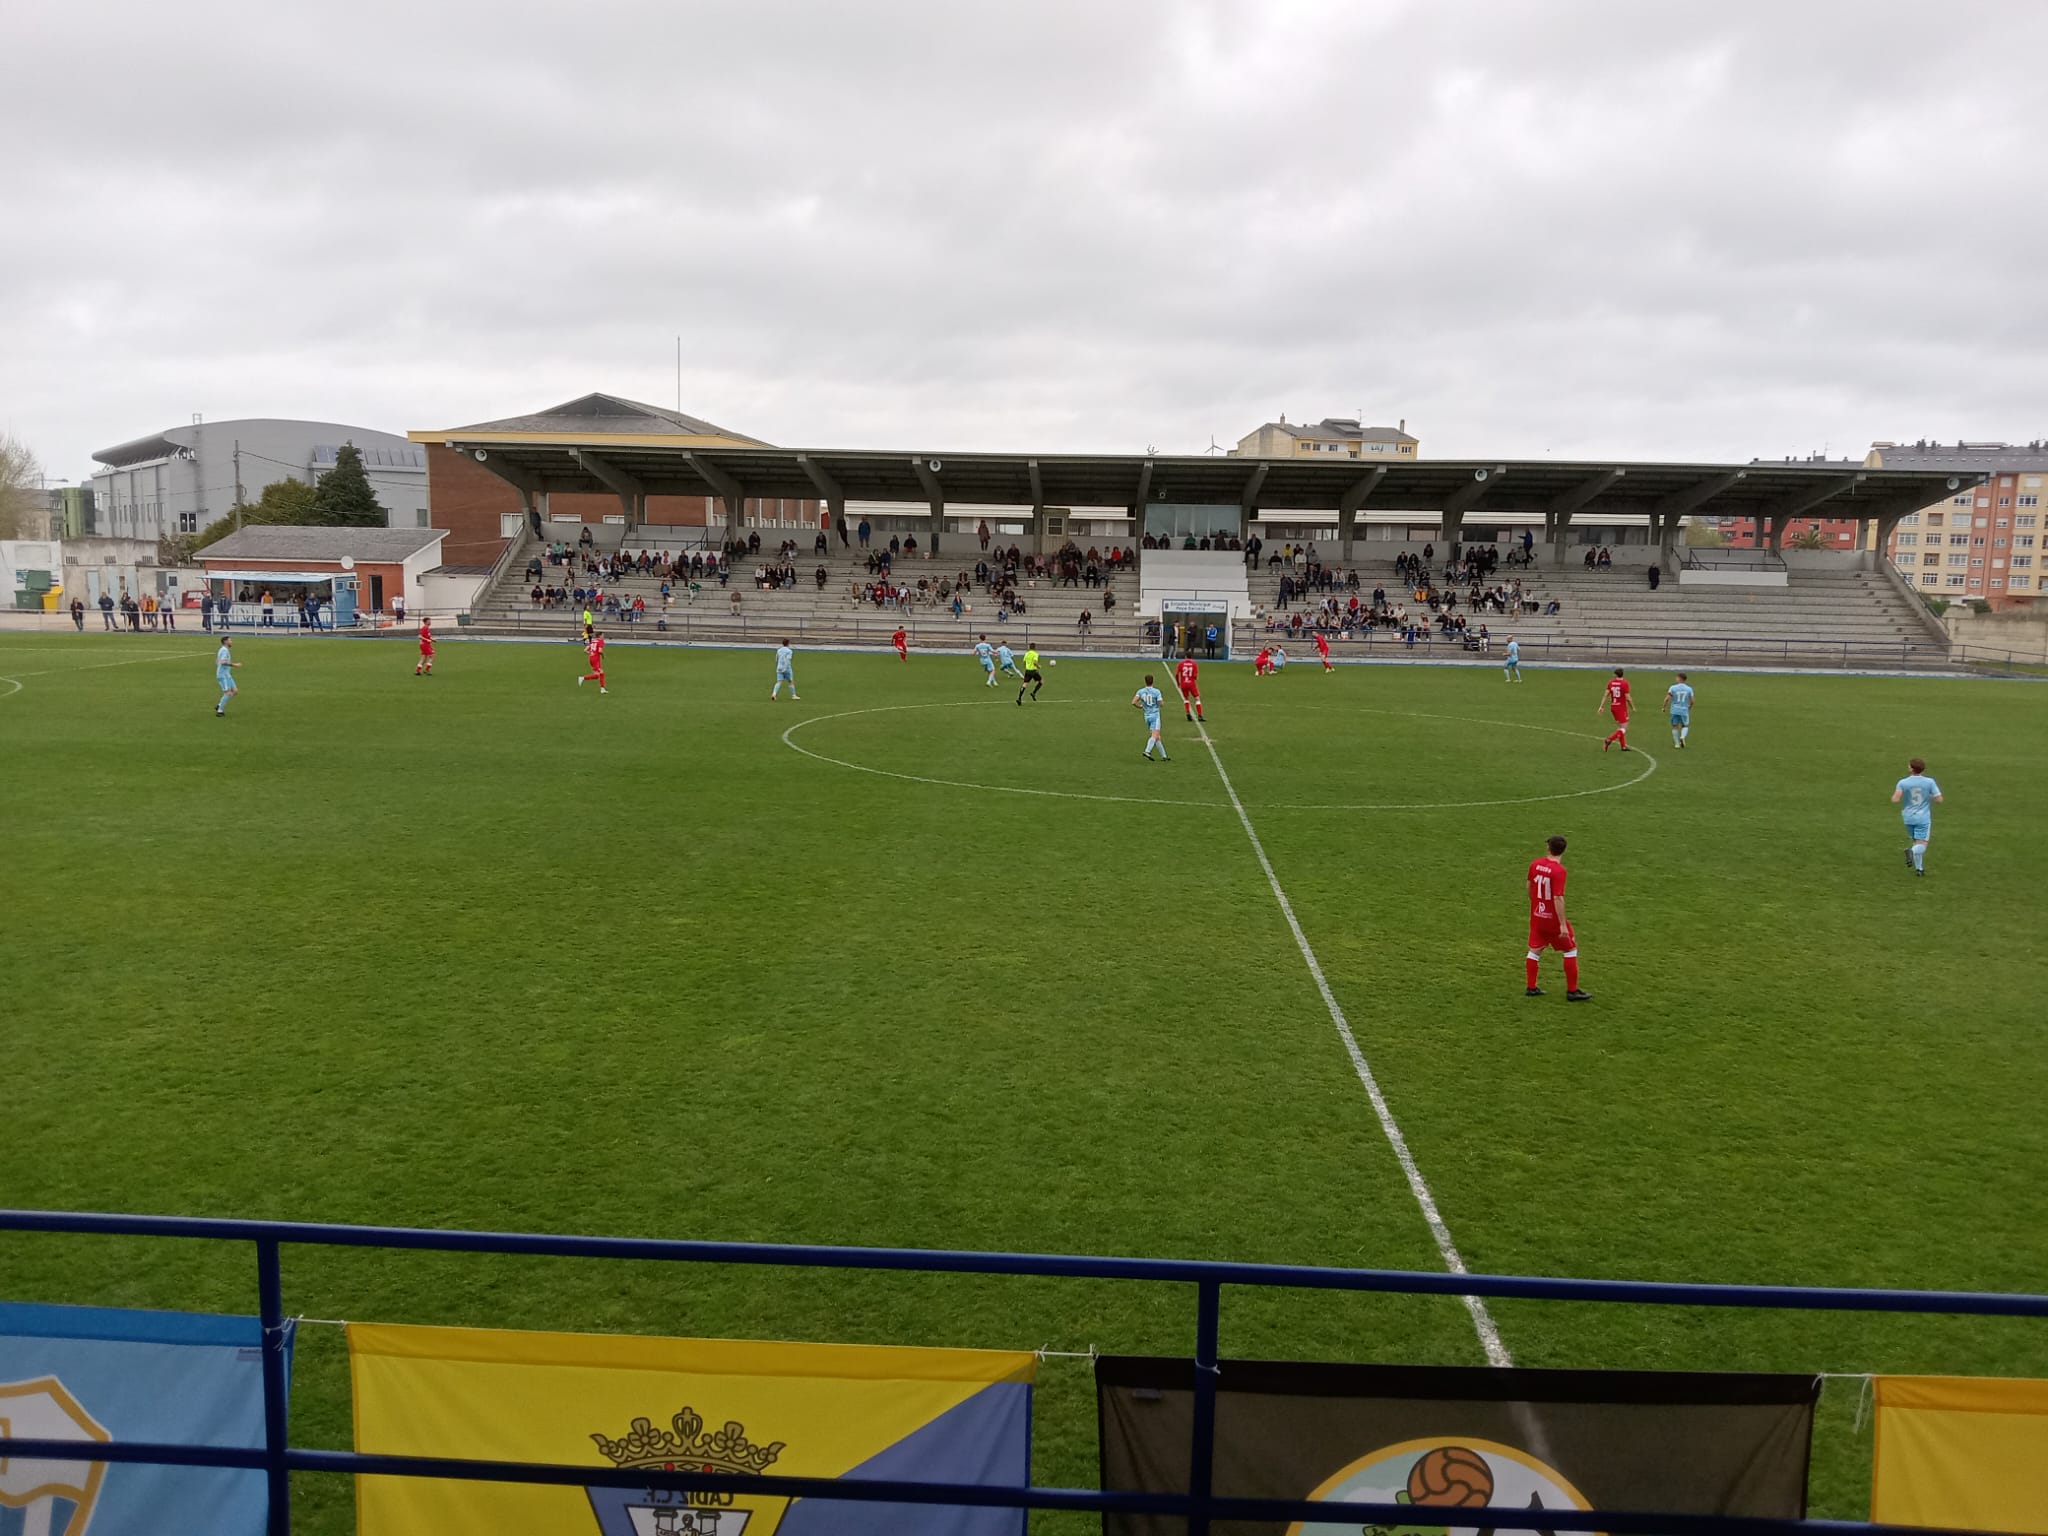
[1873, 1376, 2048, 1534]
[349, 1324, 1036, 1536]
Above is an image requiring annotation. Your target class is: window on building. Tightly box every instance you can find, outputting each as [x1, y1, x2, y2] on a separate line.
[416, 509, 429, 527]
[2011, 575, 2033, 589]
[1971, 557, 1984, 567]
[2018, 514, 2039, 529]
[1895, 532, 1917, 547]
[1902, 513, 1920, 526]
[1969, 578, 1983, 589]
[1920, 572, 1938, 586]
[1997, 517, 2009, 527]
[1923, 553, 1941, 566]
[1947, 554, 1968, 567]
[176, 512, 197, 533]
[1950, 495, 1971, 506]
[1927, 513, 1944, 526]
[1999, 496, 2012, 506]
[2020, 536, 2038, 550]
[2014, 555, 2035, 569]
[1993, 558, 2006, 569]
[1949, 534, 1971, 546]
[1946, 574, 1966, 588]
[2019, 496, 2039, 508]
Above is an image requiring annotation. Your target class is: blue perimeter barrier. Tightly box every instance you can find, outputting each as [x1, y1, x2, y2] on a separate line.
[3, 1208, 2043, 1536]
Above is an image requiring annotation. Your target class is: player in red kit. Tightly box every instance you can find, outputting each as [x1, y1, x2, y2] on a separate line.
[579, 630, 608, 694]
[1313, 631, 1332, 671]
[414, 617, 434, 676]
[1174, 656, 1204, 722]
[1597, 668, 1632, 752]
[1526, 834, 1590, 1001]
[892, 626, 908, 662]
[1254, 646, 1275, 677]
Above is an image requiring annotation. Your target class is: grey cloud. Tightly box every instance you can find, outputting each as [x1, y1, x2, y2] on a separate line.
[6, 0, 2044, 479]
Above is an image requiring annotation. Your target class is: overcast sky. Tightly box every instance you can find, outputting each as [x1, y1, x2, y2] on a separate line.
[7, 0, 2044, 480]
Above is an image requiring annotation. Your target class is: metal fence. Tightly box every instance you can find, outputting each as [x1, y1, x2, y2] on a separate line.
[2, 1207, 2044, 1536]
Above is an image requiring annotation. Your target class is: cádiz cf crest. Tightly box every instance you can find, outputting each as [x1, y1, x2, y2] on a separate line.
[585, 1408, 787, 1536]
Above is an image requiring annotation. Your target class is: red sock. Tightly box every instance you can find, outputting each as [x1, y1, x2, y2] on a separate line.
[1563, 957, 1580, 991]
[1525, 957, 1540, 989]
[1617, 728, 1627, 748]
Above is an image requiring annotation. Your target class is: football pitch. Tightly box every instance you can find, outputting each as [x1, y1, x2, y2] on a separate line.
[3, 630, 2044, 1531]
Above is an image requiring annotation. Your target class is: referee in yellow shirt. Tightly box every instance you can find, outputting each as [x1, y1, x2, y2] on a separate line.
[1017, 646, 1044, 704]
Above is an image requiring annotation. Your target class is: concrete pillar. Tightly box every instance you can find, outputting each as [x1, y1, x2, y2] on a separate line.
[723, 494, 744, 548]
[929, 502, 944, 557]
[1655, 513, 1678, 571]
[1339, 506, 1355, 563]
[1546, 510, 1569, 567]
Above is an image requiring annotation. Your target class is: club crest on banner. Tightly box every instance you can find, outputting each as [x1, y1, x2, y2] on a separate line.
[1289, 1436, 1597, 1536]
[585, 1407, 787, 1536]
[0, 1377, 112, 1536]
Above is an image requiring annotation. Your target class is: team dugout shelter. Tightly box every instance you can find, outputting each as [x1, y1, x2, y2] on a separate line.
[413, 393, 1976, 571]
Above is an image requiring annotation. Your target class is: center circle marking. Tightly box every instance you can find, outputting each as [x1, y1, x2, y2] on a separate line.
[780, 699, 1657, 810]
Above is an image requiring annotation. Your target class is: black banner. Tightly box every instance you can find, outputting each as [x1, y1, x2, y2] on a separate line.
[1096, 1357, 1819, 1536]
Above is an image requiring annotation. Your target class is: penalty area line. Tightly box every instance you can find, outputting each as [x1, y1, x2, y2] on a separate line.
[1166, 675, 1513, 1367]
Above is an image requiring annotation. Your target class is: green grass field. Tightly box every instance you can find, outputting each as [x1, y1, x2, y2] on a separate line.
[3, 630, 2044, 1532]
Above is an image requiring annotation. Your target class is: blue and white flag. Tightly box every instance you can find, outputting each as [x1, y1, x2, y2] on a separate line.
[0, 1301, 284, 1536]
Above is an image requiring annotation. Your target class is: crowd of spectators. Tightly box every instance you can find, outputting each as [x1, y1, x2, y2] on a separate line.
[1258, 545, 1562, 648]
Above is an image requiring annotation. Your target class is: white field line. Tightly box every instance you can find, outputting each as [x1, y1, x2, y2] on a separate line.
[0, 651, 201, 682]
[1164, 673, 1514, 1366]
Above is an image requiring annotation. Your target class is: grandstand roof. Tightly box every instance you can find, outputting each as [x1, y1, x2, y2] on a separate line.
[417, 392, 764, 445]
[421, 438, 1975, 523]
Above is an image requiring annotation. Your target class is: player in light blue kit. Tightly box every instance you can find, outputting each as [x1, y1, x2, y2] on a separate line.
[213, 637, 239, 717]
[1891, 757, 1942, 876]
[973, 634, 996, 686]
[1504, 636, 1522, 682]
[1664, 673, 1695, 748]
[996, 642, 1026, 681]
[770, 638, 800, 701]
[1133, 674, 1170, 760]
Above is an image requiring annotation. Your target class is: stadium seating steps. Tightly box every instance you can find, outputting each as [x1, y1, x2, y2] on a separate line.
[462, 530, 1949, 666]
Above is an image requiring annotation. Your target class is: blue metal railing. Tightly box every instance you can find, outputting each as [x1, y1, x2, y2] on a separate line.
[2, 1209, 2045, 1535]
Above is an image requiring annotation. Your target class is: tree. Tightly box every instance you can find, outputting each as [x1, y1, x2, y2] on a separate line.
[1788, 526, 1828, 551]
[0, 433, 44, 540]
[311, 441, 386, 527]
[1683, 520, 1725, 548]
[173, 475, 323, 560]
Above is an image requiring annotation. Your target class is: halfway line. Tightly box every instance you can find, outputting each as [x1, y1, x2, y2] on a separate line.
[1170, 682, 1513, 1366]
